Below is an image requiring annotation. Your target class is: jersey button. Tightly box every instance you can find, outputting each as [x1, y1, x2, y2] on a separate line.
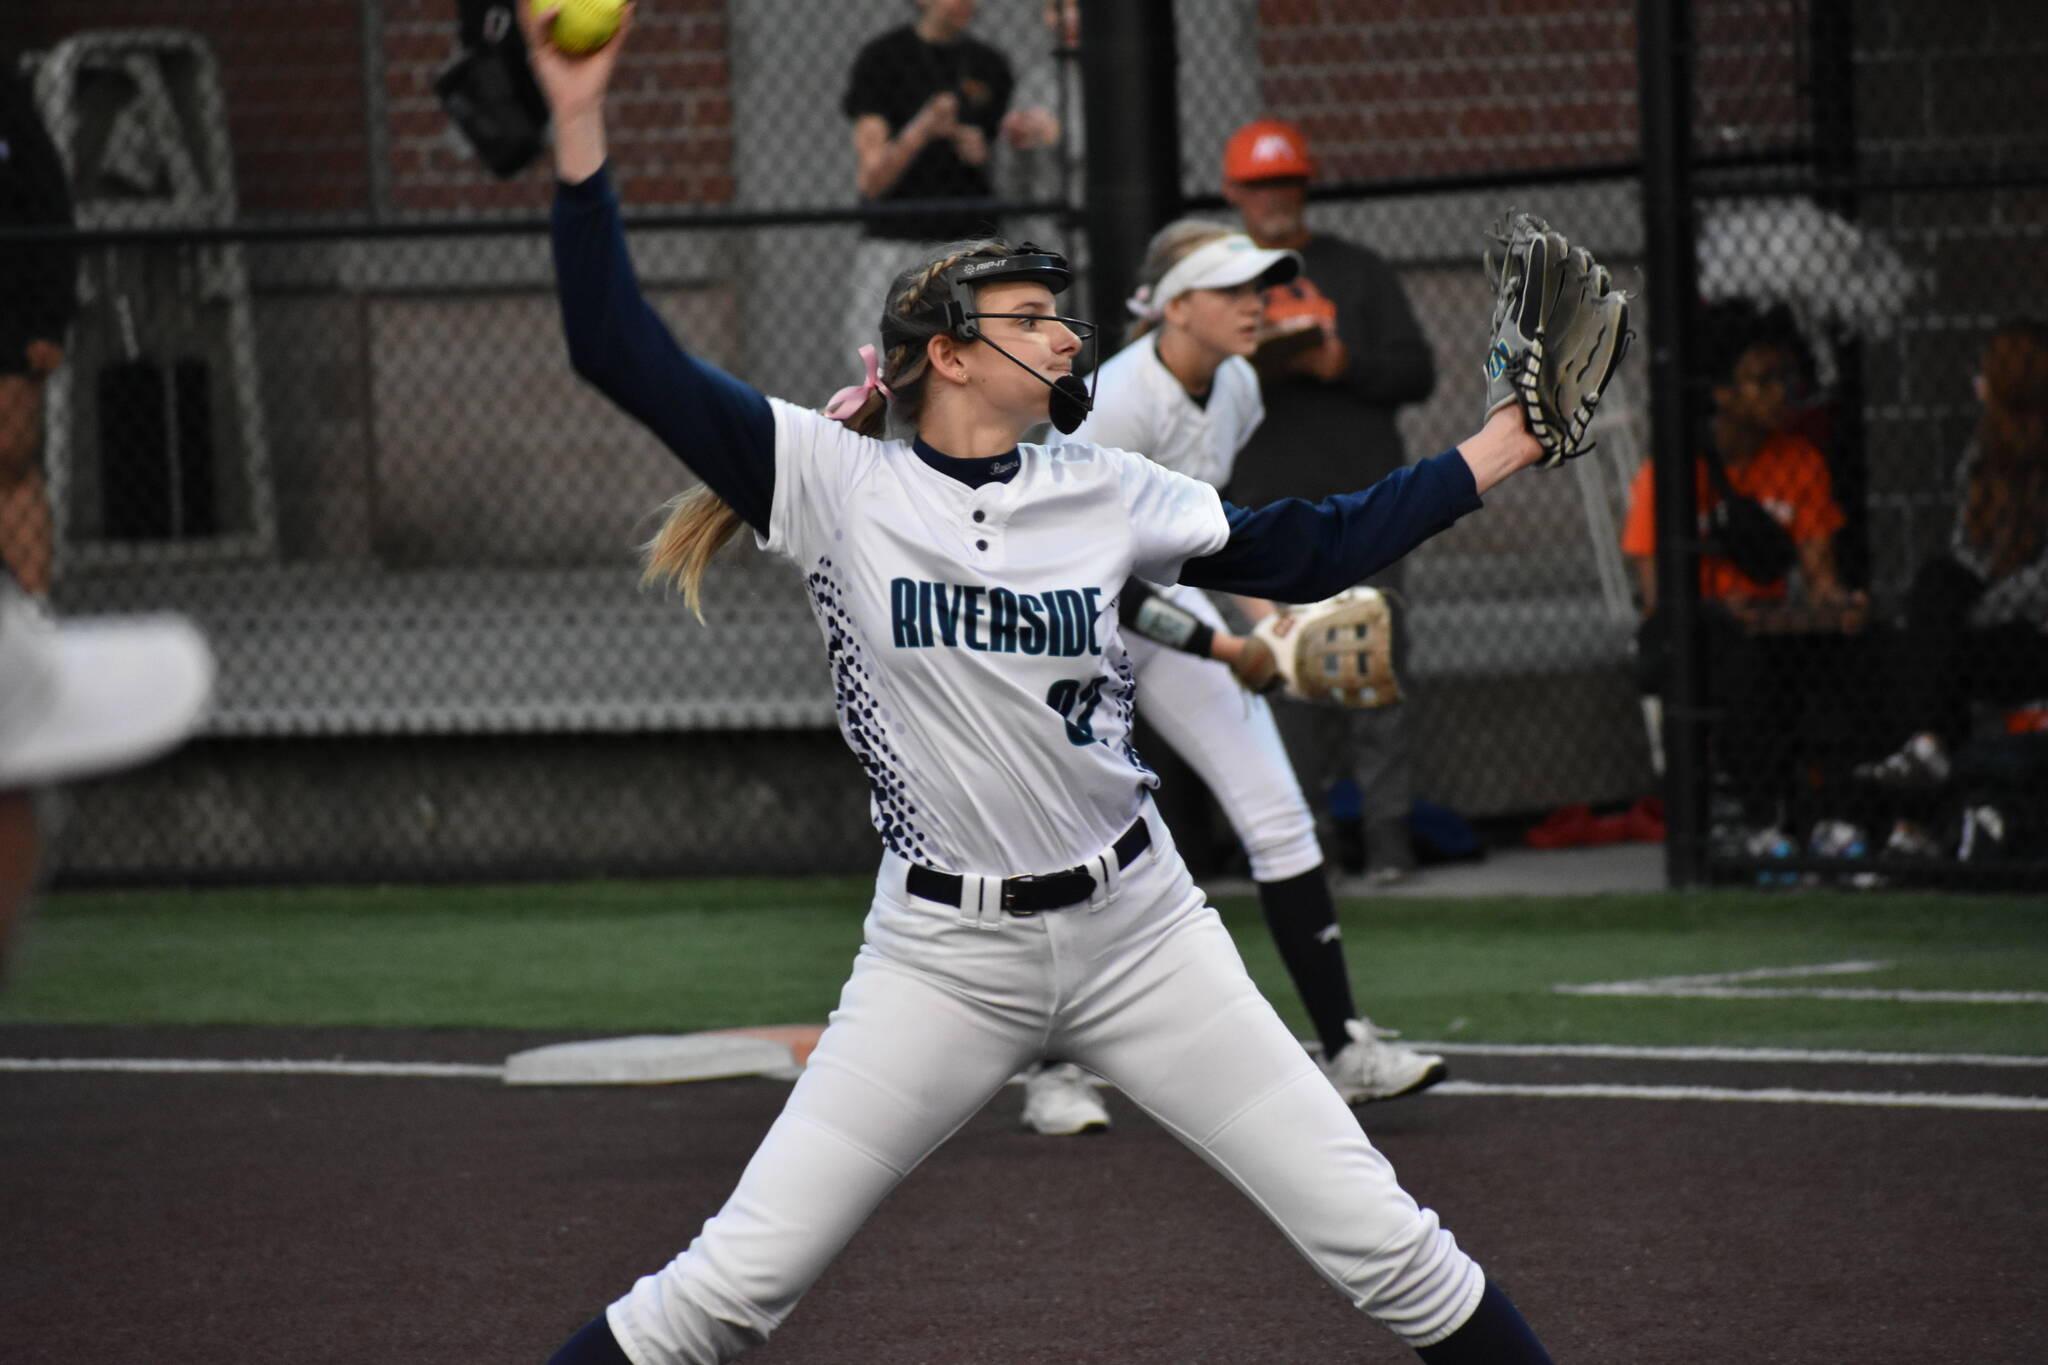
[975, 539, 989, 551]
[972, 510, 985, 522]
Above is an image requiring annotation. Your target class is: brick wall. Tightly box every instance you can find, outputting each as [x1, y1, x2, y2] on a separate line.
[1247, 0, 1641, 179]
[25, 0, 735, 219]
[28, 0, 372, 218]
[1244, 0, 1816, 181]
[379, 0, 734, 215]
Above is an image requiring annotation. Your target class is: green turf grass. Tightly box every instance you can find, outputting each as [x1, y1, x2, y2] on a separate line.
[3, 881, 2043, 1057]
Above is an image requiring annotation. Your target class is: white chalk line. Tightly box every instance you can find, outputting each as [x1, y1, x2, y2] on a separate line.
[1556, 959, 2048, 1005]
[0, 1057, 503, 1078]
[1432, 1080, 2048, 1112]
[1602, 960, 1896, 985]
[1619, 960, 1894, 985]
[1559, 985, 2048, 1003]
[1416, 1042, 2048, 1068]
[7, 1046, 2048, 1116]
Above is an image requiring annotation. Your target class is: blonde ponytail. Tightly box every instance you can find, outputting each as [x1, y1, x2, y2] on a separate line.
[641, 486, 746, 622]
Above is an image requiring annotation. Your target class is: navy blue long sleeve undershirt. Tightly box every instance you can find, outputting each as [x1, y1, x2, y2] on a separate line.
[551, 166, 777, 534]
[550, 164, 1485, 603]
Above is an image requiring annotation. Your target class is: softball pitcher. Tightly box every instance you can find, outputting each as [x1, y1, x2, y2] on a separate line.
[530, 9, 1563, 1363]
[1017, 219, 1446, 1138]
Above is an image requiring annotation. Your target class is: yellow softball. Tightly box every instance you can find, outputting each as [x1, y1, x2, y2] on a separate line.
[535, 0, 626, 55]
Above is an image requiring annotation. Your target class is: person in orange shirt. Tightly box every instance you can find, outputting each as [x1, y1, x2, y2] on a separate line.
[1622, 312, 1860, 616]
[1623, 300, 1870, 850]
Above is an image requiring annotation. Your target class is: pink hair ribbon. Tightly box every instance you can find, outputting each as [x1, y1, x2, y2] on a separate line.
[823, 344, 894, 422]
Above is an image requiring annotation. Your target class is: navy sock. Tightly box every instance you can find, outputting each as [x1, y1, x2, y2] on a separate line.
[1256, 865, 1358, 1059]
[1415, 1280, 1554, 1364]
[547, 1315, 632, 1365]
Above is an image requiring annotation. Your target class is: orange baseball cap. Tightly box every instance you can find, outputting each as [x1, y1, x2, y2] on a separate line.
[1222, 119, 1316, 183]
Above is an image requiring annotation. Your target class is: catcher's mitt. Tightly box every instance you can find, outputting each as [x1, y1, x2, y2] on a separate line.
[1483, 211, 1631, 467]
[1251, 588, 1402, 709]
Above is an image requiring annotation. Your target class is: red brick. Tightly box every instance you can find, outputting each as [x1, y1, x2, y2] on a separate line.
[1260, 0, 1323, 27]
[384, 29, 454, 63]
[387, 107, 451, 140]
[1375, 105, 1447, 142]
[1455, 103, 1526, 142]
[1259, 32, 1326, 67]
[1416, 63, 1494, 101]
[1370, 24, 1445, 61]
[1331, 67, 1412, 104]
[1323, 0, 1407, 21]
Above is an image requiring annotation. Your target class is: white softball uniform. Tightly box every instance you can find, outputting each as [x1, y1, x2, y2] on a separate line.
[1052, 338, 1323, 883]
[602, 404, 1483, 1361]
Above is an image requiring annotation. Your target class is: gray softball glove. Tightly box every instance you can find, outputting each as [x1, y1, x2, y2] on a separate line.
[1483, 211, 1631, 467]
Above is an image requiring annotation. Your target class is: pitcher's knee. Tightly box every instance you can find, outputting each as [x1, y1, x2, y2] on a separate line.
[609, 1245, 785, 1364]
[1241, 811, 1322, 884]
[1339, 1212, 1486, 1348]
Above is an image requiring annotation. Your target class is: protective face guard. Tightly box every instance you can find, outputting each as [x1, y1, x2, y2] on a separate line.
[881, 243, 1101, 434]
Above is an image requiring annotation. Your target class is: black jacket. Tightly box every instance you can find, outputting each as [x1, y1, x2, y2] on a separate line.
[1, 67, 79, 342]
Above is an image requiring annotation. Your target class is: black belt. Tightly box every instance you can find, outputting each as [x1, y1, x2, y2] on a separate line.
[906, 819, 1151, 916]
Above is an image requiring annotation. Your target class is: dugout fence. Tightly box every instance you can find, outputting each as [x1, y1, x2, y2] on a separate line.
[8, 1, 2044, 889]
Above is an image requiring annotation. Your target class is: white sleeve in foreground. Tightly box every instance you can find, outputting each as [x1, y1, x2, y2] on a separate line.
[1116, 447, 1231, 584]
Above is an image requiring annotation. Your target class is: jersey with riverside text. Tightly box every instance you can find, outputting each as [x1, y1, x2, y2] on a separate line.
[763, 400, 1230, 878]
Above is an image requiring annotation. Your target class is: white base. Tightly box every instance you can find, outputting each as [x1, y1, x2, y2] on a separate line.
[503, 1033, 796, 1086]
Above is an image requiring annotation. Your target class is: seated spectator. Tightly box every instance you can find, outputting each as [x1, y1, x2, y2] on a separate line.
[1853, 318, 2048, 854]
[0, 62, 77, 598]
[1622, 299, 1872, 851]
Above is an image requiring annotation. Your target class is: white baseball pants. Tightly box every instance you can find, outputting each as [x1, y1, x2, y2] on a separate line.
[604, 800, 1483, 1362]
[1124, 583, 1324, 883]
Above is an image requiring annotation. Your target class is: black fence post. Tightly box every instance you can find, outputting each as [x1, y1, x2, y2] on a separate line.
[1079, 0, 1182, 343]
[1810, 0, 1868, 594]
[1638, 0, 1707, 886]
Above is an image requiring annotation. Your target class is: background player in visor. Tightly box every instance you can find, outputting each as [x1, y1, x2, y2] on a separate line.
[1017, 219, 1447, 1138]
[529, 7, 1557, 1363]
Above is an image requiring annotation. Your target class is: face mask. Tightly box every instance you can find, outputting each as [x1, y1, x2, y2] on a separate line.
[881, 245, 1101, 433]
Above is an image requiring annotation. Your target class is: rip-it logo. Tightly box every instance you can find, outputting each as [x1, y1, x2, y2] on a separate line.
[1484, 341, 1511, 380]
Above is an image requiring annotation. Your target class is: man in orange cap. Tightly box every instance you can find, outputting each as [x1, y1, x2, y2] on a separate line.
[1220, 118, 1438, 886]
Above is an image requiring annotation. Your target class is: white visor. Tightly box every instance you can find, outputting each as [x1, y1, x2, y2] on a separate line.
[0, 591, 214, 789]
[1148, 234, 1302, 313]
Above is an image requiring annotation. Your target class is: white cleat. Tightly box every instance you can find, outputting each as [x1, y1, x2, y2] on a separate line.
[1022, 1062, 1111, 1135]
[1320, 1018, 1448, 1105]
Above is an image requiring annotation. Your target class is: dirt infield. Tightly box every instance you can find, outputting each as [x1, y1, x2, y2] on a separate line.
[5, 1024, 2045, 1364]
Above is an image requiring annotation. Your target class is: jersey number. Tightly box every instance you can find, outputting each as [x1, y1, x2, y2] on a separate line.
[1045, 678, 1105, 746]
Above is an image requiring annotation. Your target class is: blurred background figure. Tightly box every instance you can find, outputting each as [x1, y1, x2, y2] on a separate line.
[1852, 318, 2048, 859]
[842, 0, 1047, 358]
[996, 0, 1080, 258]
[0, 575, 213, 980]
[1218, 117, 1437, 885]
[0, 53, 78, 598]
[1623, 298, 1871, 857]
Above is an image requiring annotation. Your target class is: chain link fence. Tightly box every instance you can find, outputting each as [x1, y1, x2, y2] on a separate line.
[8, 1, 2044, 886]
[1667, 2, 2048, 886]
